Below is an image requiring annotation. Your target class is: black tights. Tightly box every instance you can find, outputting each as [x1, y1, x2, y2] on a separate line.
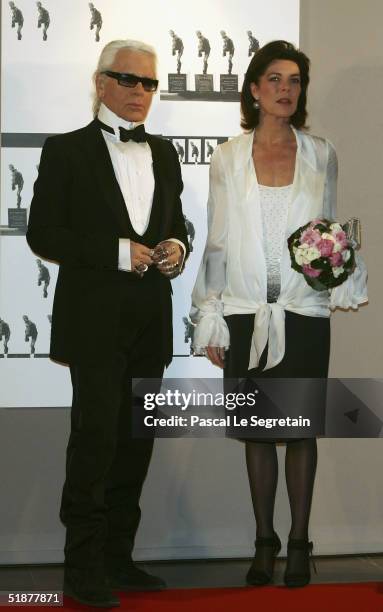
[245, 438, 317, 540]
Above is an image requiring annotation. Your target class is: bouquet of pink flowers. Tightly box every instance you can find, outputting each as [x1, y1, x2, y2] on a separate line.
[288, 219, 355, 291]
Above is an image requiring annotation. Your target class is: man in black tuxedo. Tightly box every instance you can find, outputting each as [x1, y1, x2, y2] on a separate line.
[27, 39, 189, 608]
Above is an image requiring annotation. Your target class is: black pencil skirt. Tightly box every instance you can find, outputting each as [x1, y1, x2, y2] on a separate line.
[224, 311, 330, 442]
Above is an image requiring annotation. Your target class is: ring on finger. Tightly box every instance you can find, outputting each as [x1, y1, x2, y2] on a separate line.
[135, 263, 148, 273]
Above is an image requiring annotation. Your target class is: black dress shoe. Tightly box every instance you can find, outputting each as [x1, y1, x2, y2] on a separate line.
[246, 532, 281, 586]
[108, 563, 166, 592]
[284, 539, 317, 588]
[64, 567, 120, 608]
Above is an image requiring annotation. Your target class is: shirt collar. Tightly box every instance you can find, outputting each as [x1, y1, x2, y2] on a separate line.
[98, 103, 144, 139]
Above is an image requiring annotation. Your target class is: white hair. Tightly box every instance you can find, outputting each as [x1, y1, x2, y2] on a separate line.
[92, 39, 157, 117]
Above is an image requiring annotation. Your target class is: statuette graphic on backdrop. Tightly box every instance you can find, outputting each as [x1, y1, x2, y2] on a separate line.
[168, 30, 187, 94]
[9, 1, 24, 40]
[89, 2, 102, 42]
[36, 259, 50, 298]
[162, 28, 259, 101]
[220, 30, 234, 74]
[220, 30, 238, 93]
[36, 2, 50, 41]
[0, 318, 11, 356]
[183, 214, 195, 252]
[247, 30, 259, 56]
[23, 315, 38, 357]
[6, 164, 27, 234]
[170, 30, 184, 74]
[9, 164, 23, 208]
[182, 317, 195, 354]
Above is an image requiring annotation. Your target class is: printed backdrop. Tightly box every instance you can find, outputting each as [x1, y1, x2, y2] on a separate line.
[0, 0, 299, 407]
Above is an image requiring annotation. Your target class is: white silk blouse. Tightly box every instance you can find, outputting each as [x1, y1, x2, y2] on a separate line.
[190, 127, 368, 371]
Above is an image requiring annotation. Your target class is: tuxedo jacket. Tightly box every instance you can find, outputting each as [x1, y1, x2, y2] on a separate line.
[27, 119, 189, 365]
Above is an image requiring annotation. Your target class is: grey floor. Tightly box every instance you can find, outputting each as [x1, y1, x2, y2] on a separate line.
[0, 555, 382, 591]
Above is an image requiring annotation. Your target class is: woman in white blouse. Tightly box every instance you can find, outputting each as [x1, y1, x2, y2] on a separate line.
[191, 41, 367, 588]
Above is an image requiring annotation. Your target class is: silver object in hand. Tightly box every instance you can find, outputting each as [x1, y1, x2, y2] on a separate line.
[343, 217, 361, 249]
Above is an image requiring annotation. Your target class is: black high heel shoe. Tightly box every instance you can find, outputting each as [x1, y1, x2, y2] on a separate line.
[284, 539, 317, 588]
[246, 532, 281, 586]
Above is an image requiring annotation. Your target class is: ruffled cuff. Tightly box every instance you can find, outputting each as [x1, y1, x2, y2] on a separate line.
[330, 252, 368, 310]
[192, 312, 230, 354]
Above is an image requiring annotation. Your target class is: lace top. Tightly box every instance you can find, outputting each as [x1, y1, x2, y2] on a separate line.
[259, 184, 292, 302]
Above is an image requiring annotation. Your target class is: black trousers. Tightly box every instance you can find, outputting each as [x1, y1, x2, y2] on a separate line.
[60, 284, 165, 570]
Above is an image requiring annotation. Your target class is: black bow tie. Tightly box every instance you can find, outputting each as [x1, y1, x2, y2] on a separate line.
[119, 124, 147, 143]
[96, 118, 147, 143]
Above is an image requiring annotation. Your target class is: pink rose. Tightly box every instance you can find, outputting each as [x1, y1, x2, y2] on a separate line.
[334, 230, 348, 250]
[300, 228, 321, 246]
[302, 264, 321, 278]
[317, 238, 334, 257]
[329, 252, 343, 267]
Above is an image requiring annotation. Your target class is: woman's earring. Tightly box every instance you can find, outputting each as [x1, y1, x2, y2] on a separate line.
[253, 98, 260, 110]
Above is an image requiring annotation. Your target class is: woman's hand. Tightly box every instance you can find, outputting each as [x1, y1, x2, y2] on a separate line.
[206, 346, 225, 369]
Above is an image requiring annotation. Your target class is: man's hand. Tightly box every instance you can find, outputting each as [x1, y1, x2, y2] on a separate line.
[152, 241, 182, 279]
[206, 346, 225, 369]
[130, 241, 154, 277]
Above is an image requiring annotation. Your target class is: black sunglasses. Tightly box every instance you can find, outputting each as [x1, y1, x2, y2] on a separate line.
[102, 70, 158, 92]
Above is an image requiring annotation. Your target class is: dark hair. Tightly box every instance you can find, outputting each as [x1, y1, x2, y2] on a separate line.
[241, 40, 310, 131]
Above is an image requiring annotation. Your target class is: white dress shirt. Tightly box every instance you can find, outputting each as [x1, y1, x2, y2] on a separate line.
[98, 103, 185, 271]
[190, 128, 368, 371]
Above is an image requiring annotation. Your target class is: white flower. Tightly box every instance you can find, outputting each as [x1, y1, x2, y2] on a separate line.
[333, 241, 343, 253]
[294, 245, 307, 266]
[295, 245, 320, 266]
[330, 223, 342, 232]
[321, 232, 336, 242]
[333, 266, 344, 278]
[342, 249, 351, 262]
[305, 246, 321, 262]
[295, 251, 305, 266]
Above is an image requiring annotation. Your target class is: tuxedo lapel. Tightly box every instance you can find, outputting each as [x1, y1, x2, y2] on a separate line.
[82, 120, 132, 236]
[147, 135, 171, 238]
